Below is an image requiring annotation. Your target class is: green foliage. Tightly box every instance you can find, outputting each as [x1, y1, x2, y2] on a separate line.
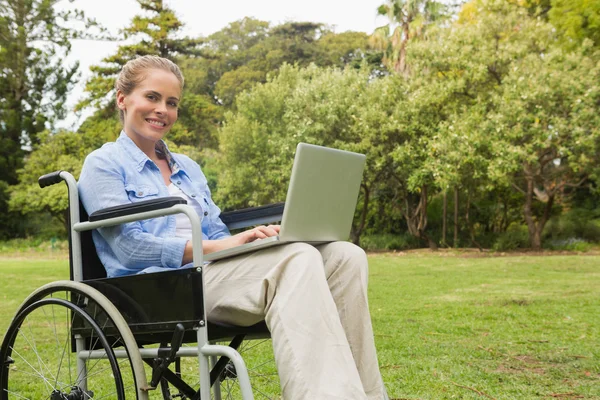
[0, 0, 99, 239]
[544, 208, 600, 243]
[407, 0, 600, 249]
[216, 64, 379, 208]
[8, 120, 119, 220]
[549, 0, 600, 49]
[6, 0, 600, 248]
[544, 238, 595, 252]
[185, 18, 370, 97]
[0, 0, 89, 183]
[203, 21, 371, 107]
[0, 181, 25, 240]
[359, 233, 420, 251]
[492, 223, 530, 251]
[0, 237, 68, 254]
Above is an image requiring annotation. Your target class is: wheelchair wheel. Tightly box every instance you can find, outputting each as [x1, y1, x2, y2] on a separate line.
[159, 338, 281, 399]
[1, 297, 124, 399]
[213, 338, 280, 400]
[0, 281, 149, 400]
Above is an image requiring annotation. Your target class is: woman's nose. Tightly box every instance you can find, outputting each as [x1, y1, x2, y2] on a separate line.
[155, 101, 168, 114]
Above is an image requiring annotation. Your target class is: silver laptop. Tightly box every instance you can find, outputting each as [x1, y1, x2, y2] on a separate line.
[204, 143, 366, 261]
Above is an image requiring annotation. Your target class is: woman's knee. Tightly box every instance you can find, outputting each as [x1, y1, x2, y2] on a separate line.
[276, 242, 325, 276]
[323, 241, 369, 278]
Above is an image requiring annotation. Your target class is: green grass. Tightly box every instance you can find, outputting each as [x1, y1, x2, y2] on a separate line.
[1, 253, 599, 399]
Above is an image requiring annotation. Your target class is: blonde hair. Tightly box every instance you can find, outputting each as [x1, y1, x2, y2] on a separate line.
[115, 55, 185, 122]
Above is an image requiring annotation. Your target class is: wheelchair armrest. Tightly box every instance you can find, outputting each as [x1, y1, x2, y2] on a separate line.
[220, 202, 285, 230]
[89, 197, 188, 222]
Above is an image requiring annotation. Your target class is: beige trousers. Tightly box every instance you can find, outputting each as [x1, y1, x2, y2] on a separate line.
[205, 241, 386, 400]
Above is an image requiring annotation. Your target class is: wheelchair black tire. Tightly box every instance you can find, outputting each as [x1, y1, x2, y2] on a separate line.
[0, 298, 125, 399]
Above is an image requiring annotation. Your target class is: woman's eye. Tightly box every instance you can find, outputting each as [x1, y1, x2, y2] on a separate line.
[169, 102, 179, 108]
[147, 94, 156, 100]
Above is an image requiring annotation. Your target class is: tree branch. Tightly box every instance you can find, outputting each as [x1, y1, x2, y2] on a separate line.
[511, 183, 526, 195]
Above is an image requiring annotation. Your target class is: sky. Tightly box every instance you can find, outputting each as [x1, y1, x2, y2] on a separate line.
[59, 0, 388, 128]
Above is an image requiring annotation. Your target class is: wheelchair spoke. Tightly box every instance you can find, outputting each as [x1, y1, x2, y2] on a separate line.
[239, 338, 270, 353]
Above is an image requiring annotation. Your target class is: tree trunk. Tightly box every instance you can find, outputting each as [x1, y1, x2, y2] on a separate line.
[418, 185, 437, 250]
[523, 177, 554, 250]
[442, 191, 447, 246]
[465, 187, 482, 251]
[396, 23, 410, 74]
[350, 183, 370, 246]
[402, 186, 437, 250]
[454, 187, 459, 248]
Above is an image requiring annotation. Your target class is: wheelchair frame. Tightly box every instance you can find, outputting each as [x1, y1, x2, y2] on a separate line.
[1, 170, 285, 400]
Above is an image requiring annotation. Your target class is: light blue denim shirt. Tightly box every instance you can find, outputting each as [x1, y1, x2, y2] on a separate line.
[78, 132, 230, 277]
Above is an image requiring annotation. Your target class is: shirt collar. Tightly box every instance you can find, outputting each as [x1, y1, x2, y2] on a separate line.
[116, 131, 181, 174]
[155, 140, 181, 174]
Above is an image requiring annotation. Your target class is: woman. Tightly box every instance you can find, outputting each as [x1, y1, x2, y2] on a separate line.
[79, 55, 388, 400]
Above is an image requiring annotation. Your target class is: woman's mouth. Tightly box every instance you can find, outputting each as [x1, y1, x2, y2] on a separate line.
[146, 118, 166, 128]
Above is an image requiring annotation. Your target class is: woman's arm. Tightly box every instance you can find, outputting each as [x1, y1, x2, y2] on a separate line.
[79, 149, 188, 270]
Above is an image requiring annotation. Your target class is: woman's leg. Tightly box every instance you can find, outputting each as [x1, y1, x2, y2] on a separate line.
[315, 241, 387, 400]
[204, 242, 367, 400]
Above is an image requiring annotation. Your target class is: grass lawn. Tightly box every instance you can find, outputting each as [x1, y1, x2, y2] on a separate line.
[0, 252, 599, 399]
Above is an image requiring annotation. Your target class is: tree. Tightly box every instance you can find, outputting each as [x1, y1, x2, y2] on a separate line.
[0, 0, 101, 239]
[181, 19, 371, 110]
[410, 0, 600, 249]
[486, 44, 600, 249]
[217, 64, 394, 244]
[0, 0, 89, 184]
[213, 22, 369, 106]
[369, 0, 449, 74]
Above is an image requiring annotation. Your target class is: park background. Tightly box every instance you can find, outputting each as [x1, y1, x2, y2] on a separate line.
[0, 1, 599, 398]
[1, 0, 600, 253]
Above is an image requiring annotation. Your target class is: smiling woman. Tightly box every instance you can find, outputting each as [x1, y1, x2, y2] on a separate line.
[77, 55, 389, 399]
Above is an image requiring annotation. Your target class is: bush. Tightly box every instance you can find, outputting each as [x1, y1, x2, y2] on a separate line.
[544, 238, 594, 252]
[492, 223, 529, 251]
[0, 237, 68, 254]
[359, 233, 421, 251]
[543, 208, 600, 243]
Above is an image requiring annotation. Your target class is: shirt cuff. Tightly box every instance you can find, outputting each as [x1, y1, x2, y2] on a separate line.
[160, 237, 189, 268]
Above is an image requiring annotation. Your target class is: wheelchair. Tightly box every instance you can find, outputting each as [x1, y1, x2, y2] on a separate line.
[1, 170, 286, 399]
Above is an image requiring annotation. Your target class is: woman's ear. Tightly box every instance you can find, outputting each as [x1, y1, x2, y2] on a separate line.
[116, 90, 127, 111]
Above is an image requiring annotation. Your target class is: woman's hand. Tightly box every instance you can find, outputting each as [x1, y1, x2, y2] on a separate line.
[182, 225, 281, 264]
[233, 225, 281, 245]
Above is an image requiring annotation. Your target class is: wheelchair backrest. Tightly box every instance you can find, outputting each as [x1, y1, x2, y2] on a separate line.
[73, 201, 108, 280]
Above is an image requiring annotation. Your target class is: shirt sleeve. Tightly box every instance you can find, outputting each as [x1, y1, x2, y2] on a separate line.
[79, 149, 187, 271]
[206, 196, 231, 240]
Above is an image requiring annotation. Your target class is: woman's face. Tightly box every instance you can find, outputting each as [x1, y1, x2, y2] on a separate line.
[117, 68, 181, 150]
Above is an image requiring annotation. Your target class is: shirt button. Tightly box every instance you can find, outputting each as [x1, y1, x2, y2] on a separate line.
[204, 211, 208, 216]
[138, 192, 143, 196]
[191, 194, 196, 198]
